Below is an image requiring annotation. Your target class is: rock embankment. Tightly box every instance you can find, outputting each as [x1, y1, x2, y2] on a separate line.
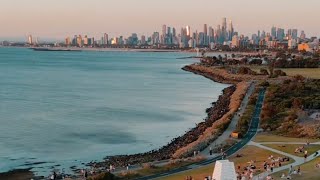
[92, 84, 236, 168]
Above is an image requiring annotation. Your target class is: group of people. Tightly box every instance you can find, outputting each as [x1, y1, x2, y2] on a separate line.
[235, 154, 291, 180]
[278, 165, 302, 179]
[185, 175, 193, 180]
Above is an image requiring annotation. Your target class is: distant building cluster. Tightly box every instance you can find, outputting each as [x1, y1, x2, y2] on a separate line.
[62, 18, 236, 49]
[1, 17, 319, 52]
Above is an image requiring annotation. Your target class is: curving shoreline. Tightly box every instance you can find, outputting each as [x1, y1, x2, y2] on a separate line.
[0, 63, 244, 179]
[90, 64, 241, 169]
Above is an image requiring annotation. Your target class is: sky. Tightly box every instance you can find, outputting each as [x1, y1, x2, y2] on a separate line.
[0, 0, 319, 41]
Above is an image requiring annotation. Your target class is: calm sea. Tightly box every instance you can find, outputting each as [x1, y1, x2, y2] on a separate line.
[0, 47, 228, 175]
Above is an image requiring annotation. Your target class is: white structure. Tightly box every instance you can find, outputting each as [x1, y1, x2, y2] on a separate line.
[212, 160, 237, 180]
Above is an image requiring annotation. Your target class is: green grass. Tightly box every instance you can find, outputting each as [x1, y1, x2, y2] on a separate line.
[161, 164, 214, 180]
[272, 157, 320, 180]
[229, 145, 294, 175]
[162, 145, 295, 180]
[117, 160, 201, 179]
[277, 68, 320, 79]
[262, 144, 320, 157]
[253, 133, 319, 143]
[249, 66, 320, 79]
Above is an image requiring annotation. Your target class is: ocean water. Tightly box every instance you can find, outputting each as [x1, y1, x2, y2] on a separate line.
[0, 47, 229, 175]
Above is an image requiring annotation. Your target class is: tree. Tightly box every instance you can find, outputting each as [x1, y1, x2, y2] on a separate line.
[268, 59, 275, 78]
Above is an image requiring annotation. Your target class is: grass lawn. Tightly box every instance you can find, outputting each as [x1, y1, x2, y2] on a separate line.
[161, 164, 214, 180]
[162, 145, 295, 180]
[253, 133, 319, 143]
[277, 68, 320, 79]
[249, 66, 320, 79]
[272, 157, 320, 180]
[229, 145, 294, 175]
[117, 159, 203, 179]
[262, 144, 320, 157]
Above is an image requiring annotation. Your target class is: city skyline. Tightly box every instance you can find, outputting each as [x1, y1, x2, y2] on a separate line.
[1, 0, 320, 40]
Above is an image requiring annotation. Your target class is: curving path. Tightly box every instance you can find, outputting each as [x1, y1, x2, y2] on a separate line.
[200, 82, 256, 157]
[251, 141, 320, 180]
[135, 87, 267, 180]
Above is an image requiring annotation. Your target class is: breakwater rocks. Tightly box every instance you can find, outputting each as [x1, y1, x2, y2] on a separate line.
[92, 84, 236, 169]
[182, 65, 241, 84]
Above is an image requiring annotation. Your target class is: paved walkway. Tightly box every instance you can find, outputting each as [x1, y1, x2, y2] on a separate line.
[257, 142, 320, 145]
[200, 82, 256, 157]
[249, 141, 320, 180]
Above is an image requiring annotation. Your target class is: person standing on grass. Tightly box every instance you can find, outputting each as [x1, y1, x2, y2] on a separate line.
[297, 166, 301, 175]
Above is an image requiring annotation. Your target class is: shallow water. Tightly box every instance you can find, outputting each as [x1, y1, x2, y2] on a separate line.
[0, 47, 228, 175]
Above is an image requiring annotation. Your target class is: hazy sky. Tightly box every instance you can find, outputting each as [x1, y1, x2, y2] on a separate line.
[1, 0, 319, 41]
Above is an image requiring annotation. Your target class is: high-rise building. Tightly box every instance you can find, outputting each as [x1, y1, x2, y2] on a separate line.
[204, 24, 208, 36]
[83, 35, 88, 46]
[103, 33, 109, 45]
[77, 35, 83, 47]
[271, 26, 277, 39]
[261, 31, 266, 39]
[28, 35, 33, 45]
[276, 28, 285, 40]
[231, 35, 239, 47]
[208, 26, 214, 43]
[292, 29, 298, 39]
[186, 26, 191, 37]
[65, 37, 71, 46]
[172, 28, 176, 37]
[222, 18, 227, 32]
[152, 32, 160, 45]
[141, 35, 146, 45]
[220, 18, 227, 43]
[203, 24, 208, 45]
[228, 20, 234, 41]
[161, 24, 167, 44]
[300, 30, 306, 39]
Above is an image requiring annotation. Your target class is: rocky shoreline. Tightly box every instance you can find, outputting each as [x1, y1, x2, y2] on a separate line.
[2, 63, 239, 179]
[182, 65, 241, 84]
[91, 65, 237, 169]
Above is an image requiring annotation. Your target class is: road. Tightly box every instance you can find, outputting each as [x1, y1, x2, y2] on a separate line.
[200, 82, 255, 157]
[135, 88, 266, 180]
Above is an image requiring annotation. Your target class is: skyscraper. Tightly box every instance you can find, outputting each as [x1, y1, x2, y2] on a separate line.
[208, 26, 214, 43]
[65, 37, 71, 46]
[228, 20, 234, 41]
[83, 35, 88, 46]
[186, 26, 191, 37]
[27, 35, 33, 45]
[161, 24, 166, 44]
[141, 35, 146, 45]
[292, 29, 298, 39]
[222, 18, 227, 31]
[221, 18, 227, 42]
[203, 24, 208, 45]
[271, 26, 277, 39]
[276, 28, 285, 40]
[300, 30, 306, 39]
[104, 33, 109, 45]
[204, 24, 208, 36]
[77, 35, 82, 47]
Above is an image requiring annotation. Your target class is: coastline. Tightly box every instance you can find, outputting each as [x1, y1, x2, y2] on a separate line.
[91, 83, 236, 168]
[31, 47, 182, 53]
[90, 63, 248, 171]
[1, 62, 248, 179]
